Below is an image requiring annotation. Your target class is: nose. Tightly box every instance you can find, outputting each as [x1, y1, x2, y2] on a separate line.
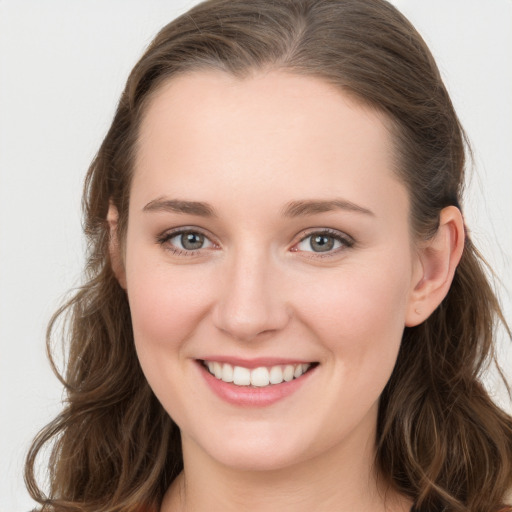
[212, 249, 291, 342]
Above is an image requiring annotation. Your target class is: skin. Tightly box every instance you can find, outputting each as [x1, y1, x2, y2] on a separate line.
[109, 70, 464, 511]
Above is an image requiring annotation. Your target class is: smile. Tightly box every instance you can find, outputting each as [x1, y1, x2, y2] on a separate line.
[202, 360, 314, 387]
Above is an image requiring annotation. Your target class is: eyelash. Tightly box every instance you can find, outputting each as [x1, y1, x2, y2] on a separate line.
[157, 228, 217, 256]
[292, 228, 355, 258]
[156, 227, 354, 257]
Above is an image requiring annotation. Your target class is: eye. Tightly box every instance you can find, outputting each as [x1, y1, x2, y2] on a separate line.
[293, 230, 353, 254]
[158, 229, 215, 253]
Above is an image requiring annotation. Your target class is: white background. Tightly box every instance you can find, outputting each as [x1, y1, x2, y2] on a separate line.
[0, 1, 511, 511]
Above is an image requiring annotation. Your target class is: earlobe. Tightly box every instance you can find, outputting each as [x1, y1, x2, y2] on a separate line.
[405, 206, 465, 327]
[107, 203, 127, 290]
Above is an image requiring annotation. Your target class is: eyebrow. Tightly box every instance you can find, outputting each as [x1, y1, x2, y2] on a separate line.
[142, 198, 217, 217]
[283, 199, 374, 217]
[142, 197, 374, 218]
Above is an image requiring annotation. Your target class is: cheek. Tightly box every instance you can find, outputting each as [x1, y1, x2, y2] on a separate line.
[296, 256, 411, 363]
[125, 256, 218, 419]
[125, 252, 216, 355]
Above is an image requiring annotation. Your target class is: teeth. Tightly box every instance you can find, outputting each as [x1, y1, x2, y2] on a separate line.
[233, 365, 251, 386]
[213, 362, 223, 379]
[251, 367, 270, 387]
[221, 363, 234, 383]
[269, 365, 284, 384]
[204, 361, 313, 387]
[283, 365, 294, 382]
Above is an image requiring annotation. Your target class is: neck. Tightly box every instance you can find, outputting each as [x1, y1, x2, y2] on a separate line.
[160, 425, 412, 512]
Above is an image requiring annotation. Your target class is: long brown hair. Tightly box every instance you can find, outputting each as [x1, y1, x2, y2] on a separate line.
[25, 1, 512, 511]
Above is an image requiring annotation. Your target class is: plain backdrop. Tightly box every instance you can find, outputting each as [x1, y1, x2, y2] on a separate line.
[1, 1, 511, 511]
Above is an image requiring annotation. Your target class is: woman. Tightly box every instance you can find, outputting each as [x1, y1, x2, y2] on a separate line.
[25, 0, 512, 511]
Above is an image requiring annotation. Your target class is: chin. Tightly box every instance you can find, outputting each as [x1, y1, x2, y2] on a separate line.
[188, 422, 317, 473]
[210, 447, 309, 473]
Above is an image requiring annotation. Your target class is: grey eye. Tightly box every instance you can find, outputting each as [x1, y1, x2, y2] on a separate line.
[164, 230, 213, 252]
[296, 231, 351, 254]
[179, 232, 205, 250]
[310, 234, 335, 252]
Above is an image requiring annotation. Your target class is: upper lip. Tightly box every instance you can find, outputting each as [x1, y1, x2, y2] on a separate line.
[198, 356, 317, 369]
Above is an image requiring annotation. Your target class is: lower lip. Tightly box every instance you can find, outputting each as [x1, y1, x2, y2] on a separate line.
[198, 362, 316, 407]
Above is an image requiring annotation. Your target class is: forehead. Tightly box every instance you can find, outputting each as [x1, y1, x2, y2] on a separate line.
[132, 70, 406, 221]
[138, 70, 394, 155]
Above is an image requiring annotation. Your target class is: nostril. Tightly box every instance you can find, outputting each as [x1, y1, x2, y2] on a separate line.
[211, 263, 292, 341]
[212, 302, 292, 342]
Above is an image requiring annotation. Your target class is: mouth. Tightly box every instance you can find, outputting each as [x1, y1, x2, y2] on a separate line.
[200, 360, 318, 388]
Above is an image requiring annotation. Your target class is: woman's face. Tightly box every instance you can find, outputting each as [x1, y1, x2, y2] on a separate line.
[121, 70, 422, 472]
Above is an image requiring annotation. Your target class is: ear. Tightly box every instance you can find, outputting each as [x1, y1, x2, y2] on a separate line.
[405, 206, 465, 327]
[107, 202, 127, 290]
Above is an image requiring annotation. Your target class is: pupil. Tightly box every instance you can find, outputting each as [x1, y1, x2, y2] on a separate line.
[311, 235, 334, 252]
[181, 232, 204, 250]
